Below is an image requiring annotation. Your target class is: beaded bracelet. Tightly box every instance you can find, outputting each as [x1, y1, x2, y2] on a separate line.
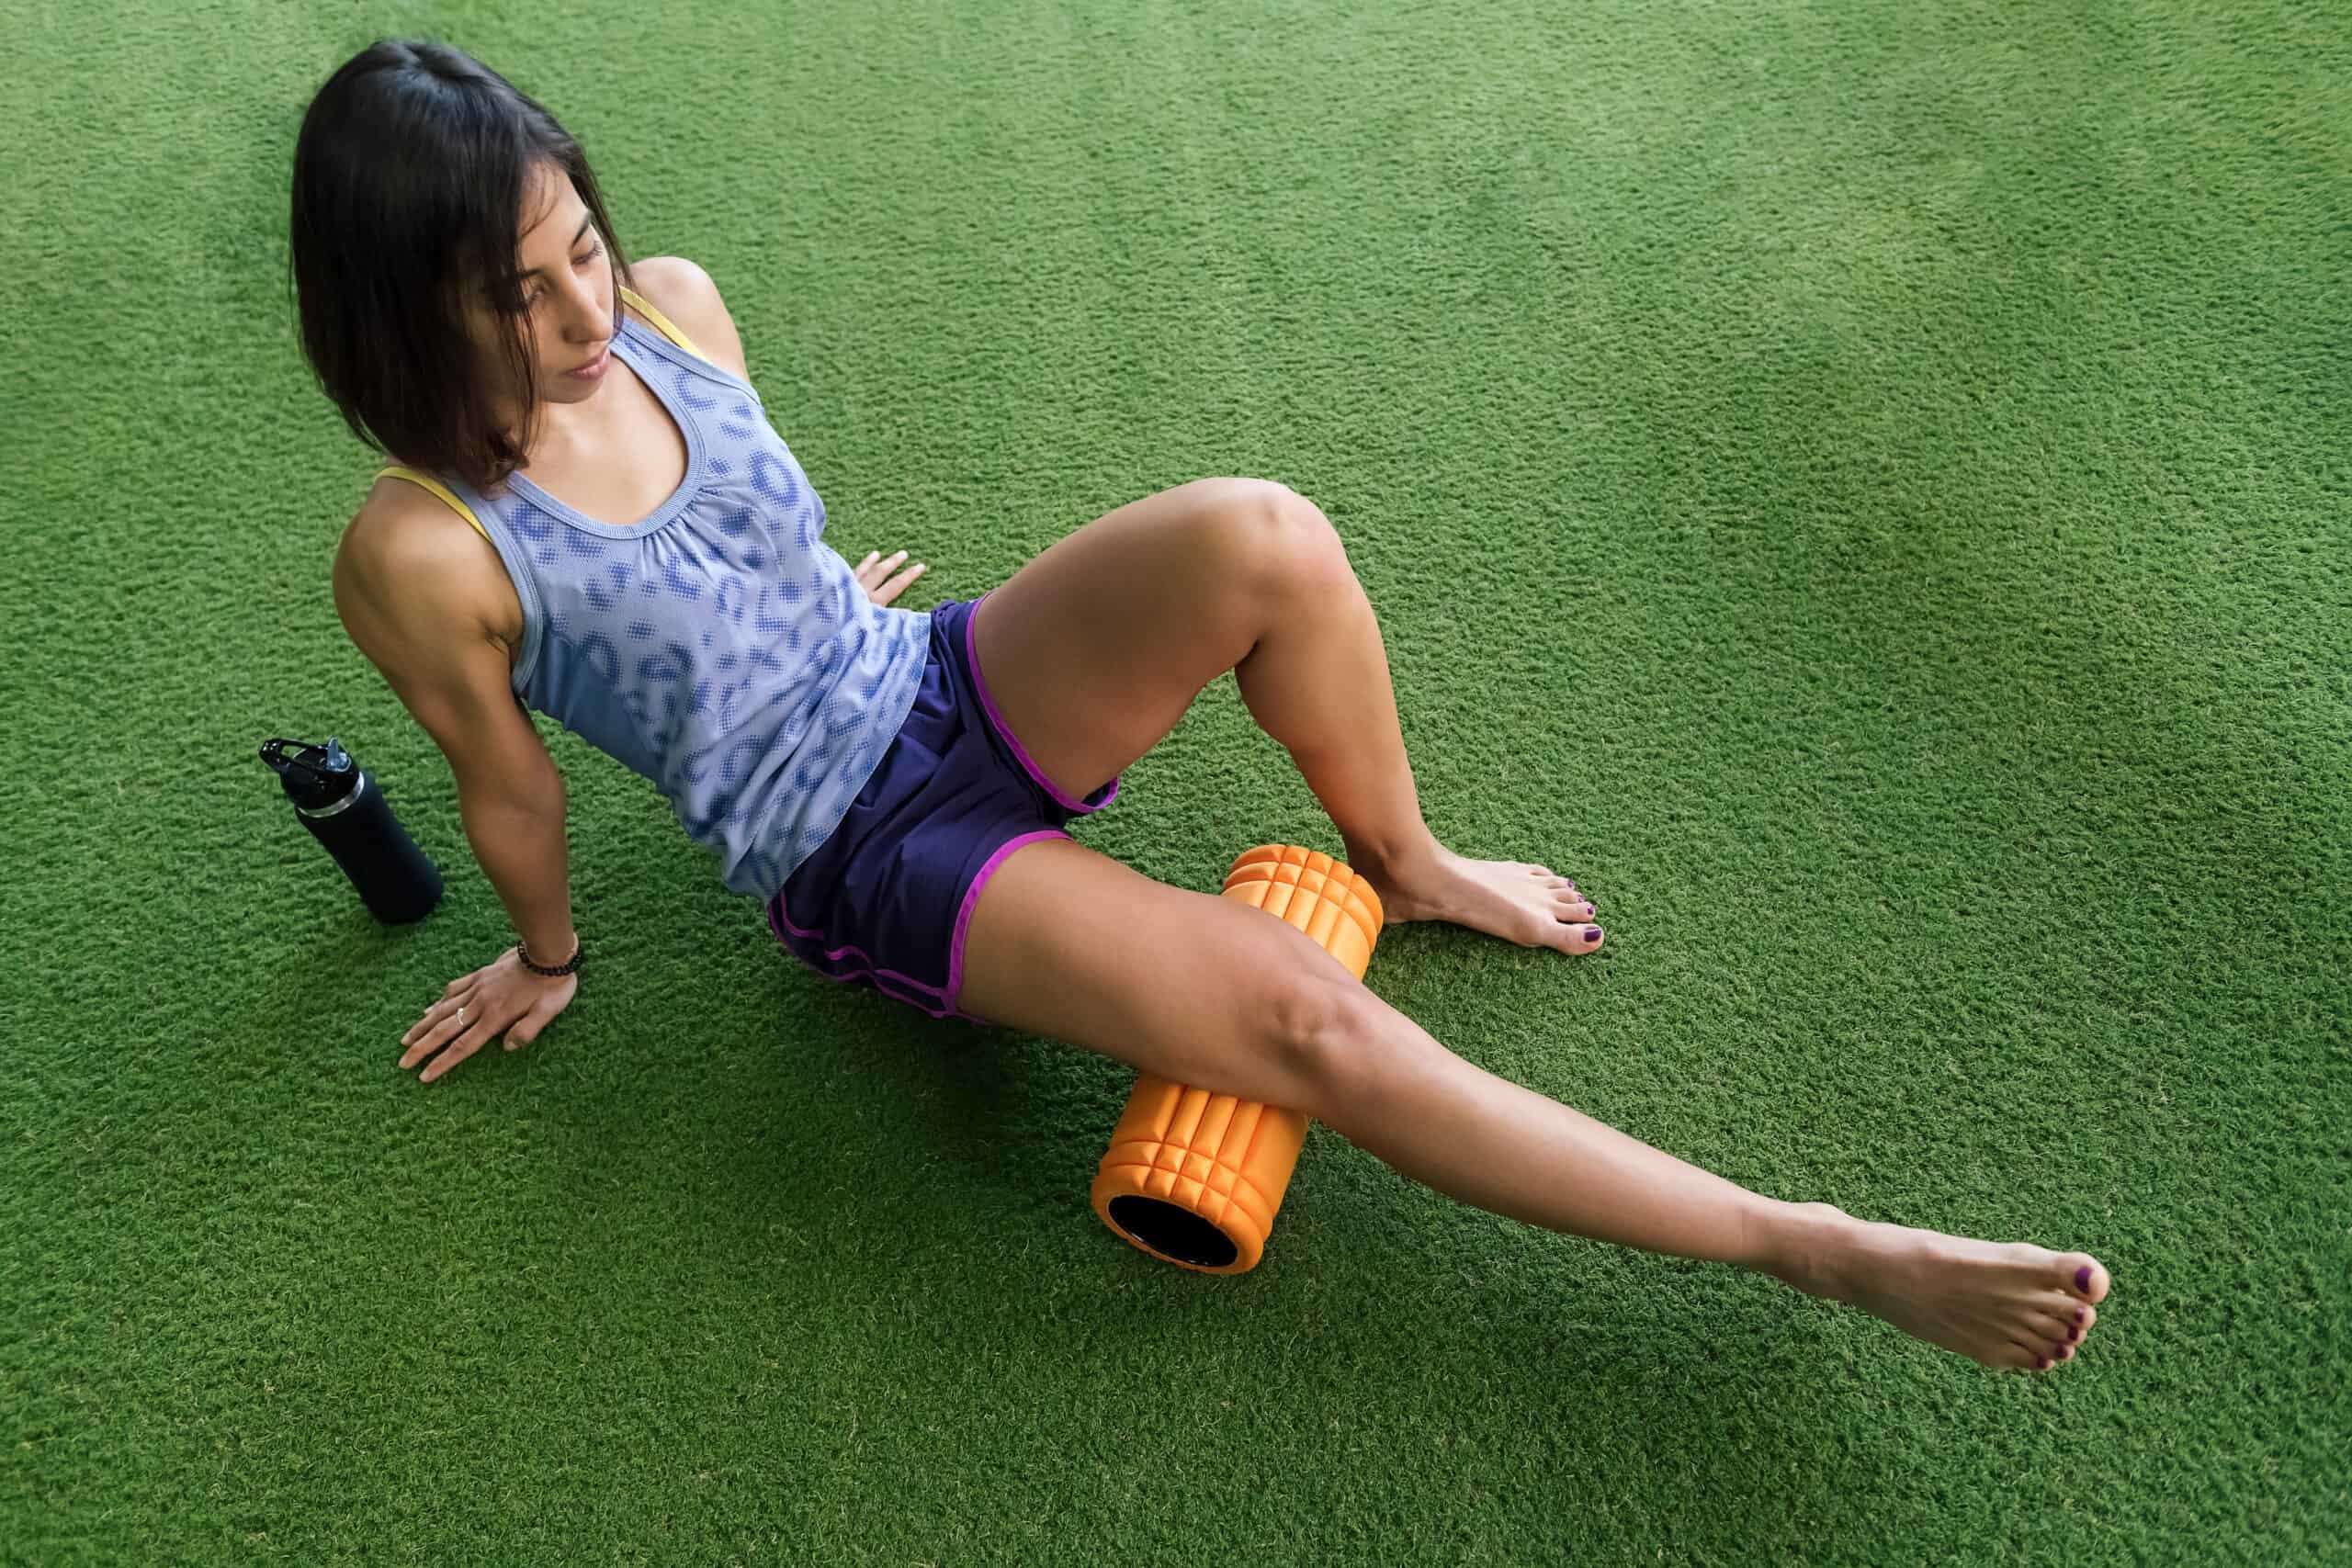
[517, 936, 582, 976]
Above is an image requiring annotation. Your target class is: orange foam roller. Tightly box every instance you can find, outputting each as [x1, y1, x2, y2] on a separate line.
[1090, 846, 1383, 1274]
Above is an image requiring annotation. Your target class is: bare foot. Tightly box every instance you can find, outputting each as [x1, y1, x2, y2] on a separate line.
[1766, 1202, 2112, 1371]
[1362, 846, 1604, 957]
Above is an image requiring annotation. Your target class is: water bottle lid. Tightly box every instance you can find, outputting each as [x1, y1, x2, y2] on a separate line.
[260, 736, 360, 810]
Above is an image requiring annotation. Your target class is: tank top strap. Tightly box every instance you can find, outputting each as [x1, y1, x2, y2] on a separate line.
[618, 283, 705, 358]
[373, 466, 495, 547]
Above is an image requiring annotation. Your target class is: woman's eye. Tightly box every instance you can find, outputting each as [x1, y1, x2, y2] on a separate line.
[507, 245, 599, 310]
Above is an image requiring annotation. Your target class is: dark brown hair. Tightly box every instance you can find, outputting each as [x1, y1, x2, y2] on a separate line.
[289, 39, 637, 495]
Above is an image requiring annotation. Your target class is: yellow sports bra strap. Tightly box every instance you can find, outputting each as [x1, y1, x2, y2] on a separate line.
[618, 283, 704, 357]
[375, 466, 496, 548]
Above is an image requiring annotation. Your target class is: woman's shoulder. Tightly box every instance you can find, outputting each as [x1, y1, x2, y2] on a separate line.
[626, 256, 752, 384]
[336, 477, 528, 673]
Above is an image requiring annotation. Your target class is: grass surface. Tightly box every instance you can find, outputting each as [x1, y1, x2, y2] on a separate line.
[6, 0, 2348, 1561]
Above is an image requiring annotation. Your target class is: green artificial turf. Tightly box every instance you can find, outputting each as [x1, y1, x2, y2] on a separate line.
[6, 0, 2347, 1561]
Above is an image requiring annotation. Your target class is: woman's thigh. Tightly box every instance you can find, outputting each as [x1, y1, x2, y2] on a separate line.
[956, 835, 1365, 1115]
[969, 476, 1311, 804]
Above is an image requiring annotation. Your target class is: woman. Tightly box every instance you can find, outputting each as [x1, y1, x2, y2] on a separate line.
[291, 39, 2110, 1372]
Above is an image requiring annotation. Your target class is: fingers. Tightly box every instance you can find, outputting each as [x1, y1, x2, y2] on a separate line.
[852, 548, 927, 604]
[503, 990, 564, 1053]
[400, 988, 492, 1083]
[419, 1034, 485, 1085]
[870, 558, 927, 606]
[399, 991, 468, 1069]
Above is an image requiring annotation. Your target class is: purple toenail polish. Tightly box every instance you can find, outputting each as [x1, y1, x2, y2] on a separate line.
[2074, 1308, 2086, 1325]
[2068, 1324, 2081, 1340]
[1585, 926, 1603, 942]
[2075, 1266, 2092, 1293]
[2035, 1356, 2050, 1370]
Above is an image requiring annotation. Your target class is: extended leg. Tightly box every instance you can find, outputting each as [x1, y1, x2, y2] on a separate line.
[959, 838, 2112, 1373]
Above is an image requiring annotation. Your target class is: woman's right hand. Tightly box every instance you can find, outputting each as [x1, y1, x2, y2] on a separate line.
[400, 946, 578, 1085]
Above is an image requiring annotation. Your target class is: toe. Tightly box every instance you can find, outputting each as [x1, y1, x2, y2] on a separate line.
[2059, 1256, 2111, 1304]
[1542, 919, 1604, 955]
[2030, 1298, 2097, 1342]
[2024, 1307, 2075, 1343]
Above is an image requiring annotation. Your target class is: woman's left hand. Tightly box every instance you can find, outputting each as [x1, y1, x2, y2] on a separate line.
[852, 548, 928, 606]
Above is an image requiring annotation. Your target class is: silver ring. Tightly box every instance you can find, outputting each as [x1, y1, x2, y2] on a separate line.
[456, 1005, 467, 1027]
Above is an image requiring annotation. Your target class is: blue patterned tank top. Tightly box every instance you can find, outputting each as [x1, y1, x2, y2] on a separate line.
[374, 291, 930, 904]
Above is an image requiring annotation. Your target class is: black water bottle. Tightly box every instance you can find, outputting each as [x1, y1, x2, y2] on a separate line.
[260, 737, 444, 923]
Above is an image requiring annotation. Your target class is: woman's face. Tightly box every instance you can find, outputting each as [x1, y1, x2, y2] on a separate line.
[464, 160, 616, 420]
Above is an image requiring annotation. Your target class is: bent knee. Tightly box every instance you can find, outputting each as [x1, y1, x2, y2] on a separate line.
[1199, 478, 1351, 601]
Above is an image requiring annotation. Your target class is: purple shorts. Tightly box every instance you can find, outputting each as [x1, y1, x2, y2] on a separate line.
[767, 594, 1116, 1020]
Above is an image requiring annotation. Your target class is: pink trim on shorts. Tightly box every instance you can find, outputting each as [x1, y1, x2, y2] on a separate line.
[963, 592, 1120, 815]
[768, 889, 953, 1010]
[945, 829, 1069, 1019]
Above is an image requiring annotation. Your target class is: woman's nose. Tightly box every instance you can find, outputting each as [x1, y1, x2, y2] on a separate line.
[558, 269, 611, 343]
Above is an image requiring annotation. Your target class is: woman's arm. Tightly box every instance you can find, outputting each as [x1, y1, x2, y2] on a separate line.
[333, 500, 578, 964]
